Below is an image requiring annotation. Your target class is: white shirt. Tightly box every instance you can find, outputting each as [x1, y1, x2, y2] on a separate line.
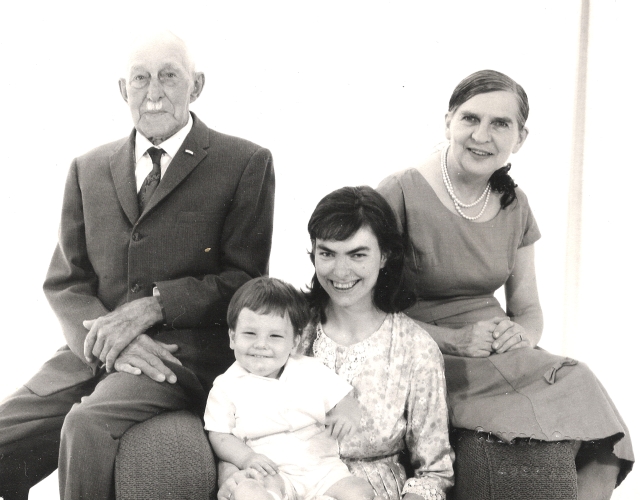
[205, 354, 352, 439]
[134, 114, 194, 191]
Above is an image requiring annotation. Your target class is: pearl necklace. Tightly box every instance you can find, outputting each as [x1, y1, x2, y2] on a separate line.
[441, 145, 491, 221]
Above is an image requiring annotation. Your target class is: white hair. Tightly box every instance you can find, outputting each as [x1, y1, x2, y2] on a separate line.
[123, 30, 197, 78]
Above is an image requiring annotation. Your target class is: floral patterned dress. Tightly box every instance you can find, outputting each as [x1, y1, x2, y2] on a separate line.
[306, 313, 454, 500]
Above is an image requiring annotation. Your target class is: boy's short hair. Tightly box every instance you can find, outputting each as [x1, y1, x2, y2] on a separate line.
[227, 277, 311, 336]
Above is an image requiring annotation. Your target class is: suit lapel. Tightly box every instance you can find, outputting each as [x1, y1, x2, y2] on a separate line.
[109, 130, 139, 225]
[140, 114, 210, 218]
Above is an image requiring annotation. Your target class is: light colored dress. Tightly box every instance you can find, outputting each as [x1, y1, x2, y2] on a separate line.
[305, 312, 454, 500]
[378, 168, 634, 484]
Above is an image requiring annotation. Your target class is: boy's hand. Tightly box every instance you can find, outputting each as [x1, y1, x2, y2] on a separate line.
[217, 468, 263, 500]
[241, 452, 278, 476]
[325, 393, 362, 441]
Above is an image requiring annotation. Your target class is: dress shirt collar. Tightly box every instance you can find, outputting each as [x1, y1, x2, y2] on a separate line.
[134, 113, 193, 162]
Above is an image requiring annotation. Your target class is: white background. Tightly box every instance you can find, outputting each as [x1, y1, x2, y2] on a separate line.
[0, 1, 640, 498]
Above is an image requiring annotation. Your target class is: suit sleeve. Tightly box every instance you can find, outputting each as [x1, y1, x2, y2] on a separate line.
[43, 159, 109, 370]
[156, 147, 275, 327]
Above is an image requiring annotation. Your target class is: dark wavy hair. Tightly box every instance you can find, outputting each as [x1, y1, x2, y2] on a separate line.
[227, 277, 311, 337]
[449, 69, 529, 208]
[307, 186, 415, 322]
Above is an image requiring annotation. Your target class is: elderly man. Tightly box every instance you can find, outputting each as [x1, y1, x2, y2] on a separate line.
[0, 32, 274, 500]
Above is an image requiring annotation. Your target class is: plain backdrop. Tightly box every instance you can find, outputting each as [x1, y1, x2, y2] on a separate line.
[0, 1, 640, 498]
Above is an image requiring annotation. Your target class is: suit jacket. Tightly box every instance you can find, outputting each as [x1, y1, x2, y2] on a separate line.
[31, 114, 275, 396]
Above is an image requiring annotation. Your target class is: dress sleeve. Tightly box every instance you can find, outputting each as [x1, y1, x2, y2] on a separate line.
[517, 188, 541, 248]
[377, 173, 407, 235]
[203, 376, 236, 433]
[401, 321, 455, 500]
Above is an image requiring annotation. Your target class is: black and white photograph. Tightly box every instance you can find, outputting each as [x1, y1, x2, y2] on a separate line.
[0, 1, 640, 499]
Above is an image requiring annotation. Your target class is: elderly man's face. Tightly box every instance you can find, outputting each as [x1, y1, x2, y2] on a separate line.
[119, 40, 204, 144]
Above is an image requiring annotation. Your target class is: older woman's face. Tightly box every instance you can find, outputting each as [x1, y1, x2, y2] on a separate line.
[314, 226, 387, 311]
[445, 91, 528, 178]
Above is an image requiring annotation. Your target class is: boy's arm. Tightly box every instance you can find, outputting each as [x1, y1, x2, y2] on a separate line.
[325, 392, 362, 441]
[208, 431, 279, 476]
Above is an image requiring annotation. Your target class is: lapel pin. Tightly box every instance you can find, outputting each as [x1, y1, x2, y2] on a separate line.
[185, 149, 194, 155]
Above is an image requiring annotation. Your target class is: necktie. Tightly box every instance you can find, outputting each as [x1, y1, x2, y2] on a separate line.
[138, 147, 165, 213]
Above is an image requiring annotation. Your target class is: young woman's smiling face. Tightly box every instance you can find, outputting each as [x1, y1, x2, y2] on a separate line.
[445, 90, 528, 179]
[314, 226, 387, 312]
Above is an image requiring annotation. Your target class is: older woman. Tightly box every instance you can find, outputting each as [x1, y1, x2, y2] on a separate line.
[377, 70, 633, 499]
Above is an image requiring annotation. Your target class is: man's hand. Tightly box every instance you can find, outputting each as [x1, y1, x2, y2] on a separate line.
[325, 393, 362, 441]
[113, 334, 181, 383]
[83, 297, 164, 371]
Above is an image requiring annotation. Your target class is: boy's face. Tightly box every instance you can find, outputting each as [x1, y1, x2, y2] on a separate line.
[229, 308, 300, 379]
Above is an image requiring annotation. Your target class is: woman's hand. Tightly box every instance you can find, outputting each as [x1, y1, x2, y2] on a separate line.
[325, 393, 362, 441]
[217, 469, 263, 500]
[491, 318, 531, 353]
[450, 319, 503, 357]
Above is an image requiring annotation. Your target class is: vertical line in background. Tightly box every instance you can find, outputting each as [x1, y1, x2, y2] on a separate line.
[563, 0, 590, 354]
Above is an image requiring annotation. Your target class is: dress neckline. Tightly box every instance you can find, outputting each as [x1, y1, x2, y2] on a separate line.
[409, 168, 504, 225]
[317, 314, 392, 349]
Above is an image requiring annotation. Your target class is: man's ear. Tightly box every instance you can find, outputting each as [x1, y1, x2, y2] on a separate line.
[118, 79, 128, 103]
[190, 73, 205, 103]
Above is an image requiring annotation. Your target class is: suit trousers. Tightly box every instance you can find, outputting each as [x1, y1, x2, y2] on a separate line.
[0, 360, 204, 500]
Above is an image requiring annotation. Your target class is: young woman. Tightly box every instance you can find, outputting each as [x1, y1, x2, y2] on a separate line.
[304, 186, 454, 500]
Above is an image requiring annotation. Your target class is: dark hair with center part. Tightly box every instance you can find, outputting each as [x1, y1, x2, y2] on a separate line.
[449, 69, 529, 208]
[227, 277, 310, 337]
[307, 186, 415, 322]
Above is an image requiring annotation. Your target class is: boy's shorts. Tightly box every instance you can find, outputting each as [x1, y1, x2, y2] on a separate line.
[278, 457, 353, 500]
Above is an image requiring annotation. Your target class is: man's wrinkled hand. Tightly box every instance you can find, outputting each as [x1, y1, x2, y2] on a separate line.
[83, 297, 164, 371]
[113, 334, 181, 383]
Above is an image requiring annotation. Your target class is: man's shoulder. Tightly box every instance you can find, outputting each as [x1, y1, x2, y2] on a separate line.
[75, 135, 131, 163]
[205, 127, 269, 159]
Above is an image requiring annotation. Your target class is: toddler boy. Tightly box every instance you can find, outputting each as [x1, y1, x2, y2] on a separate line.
[205, 277, 374, 500]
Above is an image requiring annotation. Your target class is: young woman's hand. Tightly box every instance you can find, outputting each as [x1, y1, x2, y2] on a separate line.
[325, 394, 362, 441]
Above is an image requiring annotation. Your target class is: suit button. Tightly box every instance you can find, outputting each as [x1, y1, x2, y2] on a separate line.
[132, 232, 141, 242]
[131, 283, 141, 293]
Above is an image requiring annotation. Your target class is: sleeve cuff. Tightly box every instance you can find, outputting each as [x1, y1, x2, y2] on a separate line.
[152, 286, 166, 323]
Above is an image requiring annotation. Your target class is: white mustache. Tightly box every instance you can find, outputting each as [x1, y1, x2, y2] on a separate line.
[145, 101, 163, 112]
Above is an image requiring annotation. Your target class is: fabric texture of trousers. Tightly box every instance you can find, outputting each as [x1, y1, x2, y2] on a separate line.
[0, 363, 201, 500]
